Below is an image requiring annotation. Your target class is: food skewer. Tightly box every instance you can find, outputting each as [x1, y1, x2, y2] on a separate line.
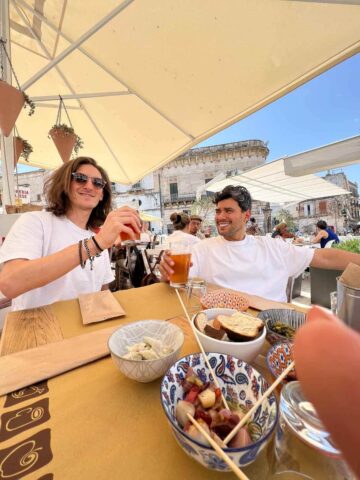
[175, 288, 230, 410]
[223, 360, 295, 445]
[187, 414, 250, 480]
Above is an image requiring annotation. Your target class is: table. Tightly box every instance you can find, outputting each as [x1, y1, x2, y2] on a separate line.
[0, 284, 306, 480]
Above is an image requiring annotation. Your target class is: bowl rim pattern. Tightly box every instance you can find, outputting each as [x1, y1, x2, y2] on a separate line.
[160, 352, 278, 453]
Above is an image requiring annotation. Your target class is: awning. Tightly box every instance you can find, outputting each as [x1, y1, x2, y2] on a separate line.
[140, 212, 163, 223]
[205, 159, 350, 204]
[3, 0, 360, 185]
[284, 135, 360, 177]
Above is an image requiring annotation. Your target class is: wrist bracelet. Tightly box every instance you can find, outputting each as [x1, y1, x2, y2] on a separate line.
[78, 240, 86, 269]
[91, 236, 103, 254]
[83, 238, 94, 270]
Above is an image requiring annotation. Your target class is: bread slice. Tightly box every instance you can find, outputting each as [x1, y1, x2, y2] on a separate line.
[217, 313, 264, 342]
[194, 312, 208, 333]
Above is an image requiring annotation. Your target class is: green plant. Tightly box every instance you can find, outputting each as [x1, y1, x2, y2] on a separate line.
[23, 92, 35, 116]
[50, 123, 84, 155]
[332, 238, 360, 254]
[19, 137, 33, 161]
[277, 209, 296, 231]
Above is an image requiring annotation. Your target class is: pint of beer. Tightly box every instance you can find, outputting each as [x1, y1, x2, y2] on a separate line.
[168, 240, 191, 288]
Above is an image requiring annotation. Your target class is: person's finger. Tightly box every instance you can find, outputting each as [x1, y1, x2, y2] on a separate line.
[294, 317, 360, 478]
[306, 305, 341, 324]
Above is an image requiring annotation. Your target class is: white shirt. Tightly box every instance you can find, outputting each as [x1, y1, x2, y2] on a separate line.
[0, 211, 114, 310]
[189, 235, 314, 302]
[166, 230, 201, 247]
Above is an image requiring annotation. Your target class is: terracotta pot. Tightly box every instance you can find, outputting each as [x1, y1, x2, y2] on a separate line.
[13, 137, 24, 169]
[49, 127, 77, 163]
[0, 81, 25, 137]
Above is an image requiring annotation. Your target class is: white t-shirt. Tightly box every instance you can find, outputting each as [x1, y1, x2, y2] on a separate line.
[0, 211, 114, 310]
[189, 235, 314, 302]
[166, 230, 201, 247]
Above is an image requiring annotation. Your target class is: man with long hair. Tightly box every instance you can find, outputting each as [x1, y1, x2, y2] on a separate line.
[0, 157, 140, 310]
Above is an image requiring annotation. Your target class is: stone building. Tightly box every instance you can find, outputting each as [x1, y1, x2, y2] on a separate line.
[114, 139, 270, 233]
[292, 173, 359, 234]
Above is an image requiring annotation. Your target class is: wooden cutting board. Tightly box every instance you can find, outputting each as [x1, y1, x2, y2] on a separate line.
[0, 305, 63, 355]
[0, 325, 118, 397]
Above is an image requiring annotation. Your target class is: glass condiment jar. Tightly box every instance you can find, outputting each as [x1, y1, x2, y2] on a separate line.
[273, 382, 354, 480]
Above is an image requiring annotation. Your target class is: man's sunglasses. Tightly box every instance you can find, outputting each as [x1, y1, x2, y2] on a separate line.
[71, 172, 106, 189]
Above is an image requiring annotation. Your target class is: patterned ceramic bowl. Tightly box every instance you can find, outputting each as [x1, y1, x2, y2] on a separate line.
[266, 342, 296, 383]
[108, 320, 184, 383]
[200, 289, 249, 311]
[160, 353, 278, 471]
[257, 309, 306, 346]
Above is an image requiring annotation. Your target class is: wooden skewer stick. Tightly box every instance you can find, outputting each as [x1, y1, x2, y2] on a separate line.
[223, 360, 295, 445]
[187, 414, 250, 480]
[175, 288, 230, 410]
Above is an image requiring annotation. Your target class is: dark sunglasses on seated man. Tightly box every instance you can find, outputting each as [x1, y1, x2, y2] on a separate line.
[71, 172, 106, 189]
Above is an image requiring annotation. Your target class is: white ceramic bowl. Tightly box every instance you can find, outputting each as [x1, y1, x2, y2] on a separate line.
[192, 308, 266, 363]
[108, 320, 184, 382]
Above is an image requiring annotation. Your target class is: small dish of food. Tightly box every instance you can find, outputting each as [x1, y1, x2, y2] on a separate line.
[257, 309, 306, 346]
[108, 320, 184, 382]
[266, 341, 297, 383]
[160, 352, 278, 470]
[200, 289, 249, 311]
[192, 308, 266, 363]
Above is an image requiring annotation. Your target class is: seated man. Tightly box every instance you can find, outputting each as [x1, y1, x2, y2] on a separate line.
[159, 185, 360, 302]
[311, 219, 340, 248]
[0, 156, 140, 310]
[189, 215, 205, 239]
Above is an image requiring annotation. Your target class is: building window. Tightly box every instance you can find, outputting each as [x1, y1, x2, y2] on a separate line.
[170, 182, 178, 201]
[111, 182, 116, 193]
[36, 194, 42, 202]
[307, 205, 311, 216]
[205, 178, 213, 184]
[132, 181, 141, 189]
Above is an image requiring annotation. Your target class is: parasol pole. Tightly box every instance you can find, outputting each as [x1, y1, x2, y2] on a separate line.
[0, 0, 16, 210]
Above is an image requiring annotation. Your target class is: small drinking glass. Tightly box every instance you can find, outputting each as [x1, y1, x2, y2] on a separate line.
[330, 291, 337, 315]
[274, 382, 353, 480]
[185, 277, 207, 312]
[168, 240, 191, 288]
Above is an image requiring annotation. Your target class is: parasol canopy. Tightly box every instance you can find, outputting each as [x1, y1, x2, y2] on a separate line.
[1, 0, 358, 185]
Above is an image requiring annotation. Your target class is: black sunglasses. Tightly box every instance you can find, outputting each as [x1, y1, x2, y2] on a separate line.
[71, 172, 106, 189]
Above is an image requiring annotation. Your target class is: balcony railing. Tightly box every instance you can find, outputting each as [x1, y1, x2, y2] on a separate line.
[163, 193, 196, 203]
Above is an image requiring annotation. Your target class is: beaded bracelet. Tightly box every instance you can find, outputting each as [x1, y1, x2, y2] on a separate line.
[83, 238, 94, 270]
[78, 240, 86, 269]
[91, 236, 104, 253]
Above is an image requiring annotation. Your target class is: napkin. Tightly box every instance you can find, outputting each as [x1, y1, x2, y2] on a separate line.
[78, 290, 125, 325]
[339, 263, 360, 289]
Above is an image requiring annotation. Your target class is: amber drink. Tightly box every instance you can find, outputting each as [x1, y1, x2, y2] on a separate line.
[120, 226, 140, 242]
[168, 240, 191, 288]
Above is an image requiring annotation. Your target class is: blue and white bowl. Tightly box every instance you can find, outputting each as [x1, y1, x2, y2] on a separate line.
[160, 353, 278, 471]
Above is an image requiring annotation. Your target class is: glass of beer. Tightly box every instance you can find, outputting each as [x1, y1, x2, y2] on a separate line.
[168, 240, 191, 288]
[120, 226, 140, 243]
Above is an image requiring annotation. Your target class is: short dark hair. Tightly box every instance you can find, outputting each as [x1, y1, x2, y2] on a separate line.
[316, 220, 327, 230]
[44, 156, 112, 230]
[214, 185, 252, 212]
[249, 217, 256, 223]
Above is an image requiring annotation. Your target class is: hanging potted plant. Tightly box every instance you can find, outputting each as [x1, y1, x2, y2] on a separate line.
[13, 134, 33, 168]
[49, 96, 84, 162]
[0, 39, 35, 137]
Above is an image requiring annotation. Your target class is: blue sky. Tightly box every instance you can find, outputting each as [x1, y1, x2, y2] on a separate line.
[18, 53, 360, 185]
[199, 53, 360, 186]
